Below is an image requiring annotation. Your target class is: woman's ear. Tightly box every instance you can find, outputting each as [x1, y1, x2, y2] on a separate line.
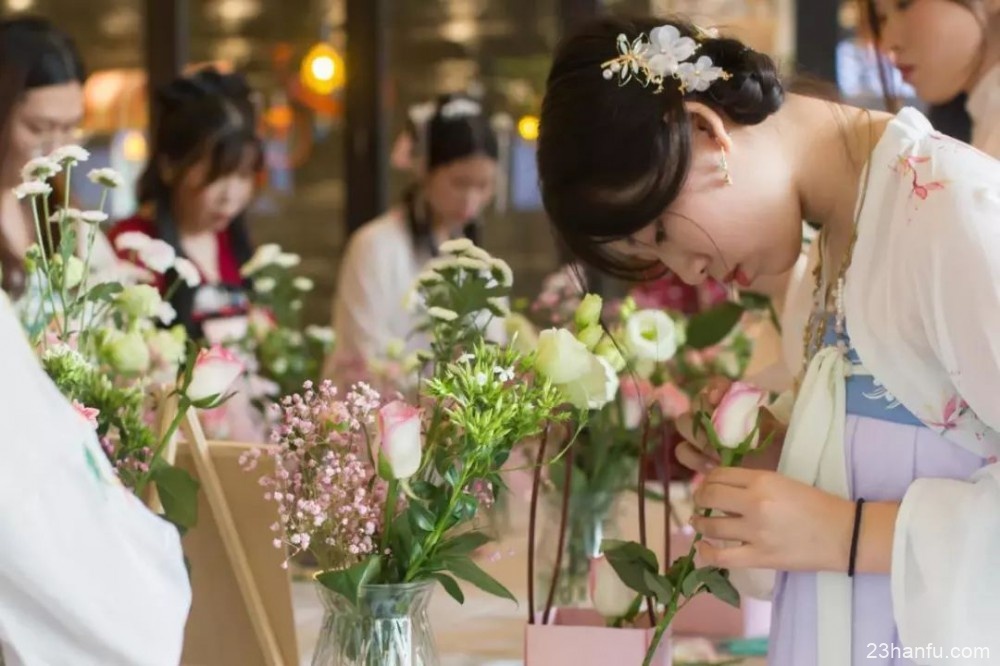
[680, 101, 733, 152]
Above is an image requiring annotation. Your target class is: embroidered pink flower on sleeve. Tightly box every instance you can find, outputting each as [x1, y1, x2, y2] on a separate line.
[927, 394, 969, 432]
[893, 153, 947, 201]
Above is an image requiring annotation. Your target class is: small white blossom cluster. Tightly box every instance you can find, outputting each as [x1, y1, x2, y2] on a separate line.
[601, 25, 729, 94]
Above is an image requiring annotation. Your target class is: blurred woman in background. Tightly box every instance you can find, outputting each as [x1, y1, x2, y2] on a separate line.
[0, 16, 118, 297]
[325, 93, 503, 386]
[865, 0, 999, 156]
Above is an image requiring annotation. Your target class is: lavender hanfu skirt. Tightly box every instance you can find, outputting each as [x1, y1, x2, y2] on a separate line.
[768, 320, 988, 665]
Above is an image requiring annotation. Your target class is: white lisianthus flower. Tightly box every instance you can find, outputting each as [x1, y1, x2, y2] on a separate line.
[428, 306, 459, 322]
[49, 145, 90, 165]
[576, 324, 604, 352]
[173, 257, 202, 287]
[534, 328, 592, 385]
[21, 157, 61, 181]
[114, 231, 153, 253]
[293, 276, 314, 292]
[254, 277, 277, 294]
[625, 309, 678, 362]
[157, 301, 178, 325]
[13, 180, 53, 199]
[594, 336, 627, 373]
[87, 167, 125, 189]
[275, 252, 301, 268]
[559, 354, 619, 410]
[138, 239, 177, 274]
[117, 284, 163, 319]
[240, 243, 282, 276]
[575, 293, 603, 330]
[103, 330, 151, 374]
[439, 238, 474, 255]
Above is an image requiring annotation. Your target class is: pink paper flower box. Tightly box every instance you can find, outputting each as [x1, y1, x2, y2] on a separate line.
[524, 607, 671, 666]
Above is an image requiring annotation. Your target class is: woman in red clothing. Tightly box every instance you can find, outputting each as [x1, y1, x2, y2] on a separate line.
[109, 67, 262, 340]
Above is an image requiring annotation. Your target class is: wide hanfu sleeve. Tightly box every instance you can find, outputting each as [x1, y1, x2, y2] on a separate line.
[891, 180, 1000, 663]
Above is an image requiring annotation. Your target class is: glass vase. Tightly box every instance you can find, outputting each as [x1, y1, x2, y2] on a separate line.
[535, 489, 626, 609]
[311, 580, 440, 666]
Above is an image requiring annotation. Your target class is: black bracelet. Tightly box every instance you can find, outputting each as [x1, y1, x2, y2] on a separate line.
[848, 498, 866, 578]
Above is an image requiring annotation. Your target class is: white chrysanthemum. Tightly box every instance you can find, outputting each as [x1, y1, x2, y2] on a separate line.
[625, 309, 678, 362]
[49, 145, 90, 165]
[455, 256, 489, 272]
[254, 277, 276, 293]
[462, 246, 493, 262]
[13, 180, 53, 199]
[87, 168, 125, 189]
[51, 208, 82, 224]
[80, 211, 109, 225]
[416, 270, 444, 285]
[439, 238, 475, 255]
[428, 307, 459, 322]
[305, 325, 336, 344]
[157, 301, 178, 325]
[487, 297, 509, 316]
[275, 252, 301, 268]
[114, 231, 153, 253]
[173, 257, 202, 287]
[137, 238, 177, 274]
[293, 276, 314, 291]
[21, 157, 61, 182]
[489, 258, 513, 287]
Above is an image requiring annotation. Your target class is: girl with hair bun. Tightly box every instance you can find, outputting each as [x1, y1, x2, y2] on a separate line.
[325, 92, 505, 385]
[538, 15, 1000, 665]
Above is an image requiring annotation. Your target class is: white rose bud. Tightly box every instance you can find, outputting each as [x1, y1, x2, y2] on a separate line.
[575, 293, 603, 330]
[104, 330, 151, 374]
[589, 555, 636, 619]
[378, 400, 423, 479]
[576, 324, 604, 351]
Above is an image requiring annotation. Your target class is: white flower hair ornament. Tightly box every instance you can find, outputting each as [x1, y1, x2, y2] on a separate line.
[439, 98, 482, 119]
[601, 25, 730, 94]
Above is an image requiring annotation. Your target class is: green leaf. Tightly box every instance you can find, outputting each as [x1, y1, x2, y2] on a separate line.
[453, 493, 478, 523]
[439, 531, 492, 557]
[738, 290, 772, 311]
[701, 568, 741, 608]
[603, 540, 660, 596]
[410, 502, 436, 532]
[84, 282, 124, 303]
[642, 569, 674, 604]
[686, 302, 745, 349]
[315, 556, 382, 607]
[681, 569, 702, 598]
[444, 555, 517, 603]
[410, 480, 436, 500]
[151, 461, 200, 530]
[431, 573, 465, 605]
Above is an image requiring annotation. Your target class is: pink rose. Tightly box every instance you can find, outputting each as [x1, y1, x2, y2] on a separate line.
[651, 382, 691, 419]
[71, 400, 100, 430]
[710, 381, 769, 449]
[187, 345, 245, 404]
[377, 400, 423, 479]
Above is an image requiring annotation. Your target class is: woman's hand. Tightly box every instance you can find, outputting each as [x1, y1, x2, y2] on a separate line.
[689, 467, 856, 572]
[674, 378, 785, 475]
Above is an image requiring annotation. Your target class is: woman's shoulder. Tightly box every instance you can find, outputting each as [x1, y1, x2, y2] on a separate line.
[343, 208, 410, 258]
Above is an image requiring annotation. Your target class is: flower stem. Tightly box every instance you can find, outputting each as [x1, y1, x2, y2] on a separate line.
[136, 396, 189, 495]
[403, 468, 469, 582]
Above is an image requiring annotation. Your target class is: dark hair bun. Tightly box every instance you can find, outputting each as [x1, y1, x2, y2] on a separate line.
[697, 37, 784, 125]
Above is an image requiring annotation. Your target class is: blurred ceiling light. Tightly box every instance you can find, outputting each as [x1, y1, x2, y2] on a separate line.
[441, 18, 477, 44]
[122, 130, 147, 162]
[517, 115, 539, 142]
[211, 0, 261, 31]
[212, 37, 252, 65]
[100, 7, 141, 37]
[300, 43, 345, 96]
[6, 0, 33, 11]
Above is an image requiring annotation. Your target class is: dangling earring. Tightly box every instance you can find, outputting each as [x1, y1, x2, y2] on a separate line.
[718, 146, 733, 186]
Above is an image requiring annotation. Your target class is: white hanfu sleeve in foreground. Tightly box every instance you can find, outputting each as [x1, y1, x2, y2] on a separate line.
[892, 185, 1000, 664]
[0, 294, 190, 665]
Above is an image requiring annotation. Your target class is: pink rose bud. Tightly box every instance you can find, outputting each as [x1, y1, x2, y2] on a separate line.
[710, 381, 769, 449]
[71, 400, 100, 430]
[378, 400, 423, 479]
[589, 555, 636, 619]
[651, 382, 691, 419]
[187, 345, 245, 404]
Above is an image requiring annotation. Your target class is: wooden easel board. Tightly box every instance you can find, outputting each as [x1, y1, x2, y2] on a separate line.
[174, 438, 299, 666]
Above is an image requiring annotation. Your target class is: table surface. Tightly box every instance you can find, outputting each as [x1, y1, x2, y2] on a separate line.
[292, 485, 768, 666]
